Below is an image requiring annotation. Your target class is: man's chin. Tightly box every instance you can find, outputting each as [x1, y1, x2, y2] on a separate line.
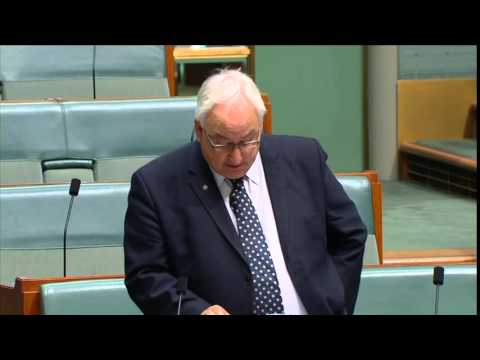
[222, 166, 246, 179]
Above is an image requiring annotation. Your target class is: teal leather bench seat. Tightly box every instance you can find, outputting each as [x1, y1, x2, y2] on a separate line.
[94, 45, 169, 98]
[40, 279, 142, 315]
[0, 45, 95, 100]
[39, 265, 476, 315]
[355, 264, 476, 315]
[0, 183, 130, 286]
[0, 45, 169, 100]
[0, 97, 196, 185]
[337, 175, 380, 265]
[0, 172, 381, 287]
[0, 101, 66, 185]
[63, 97, 196, 182]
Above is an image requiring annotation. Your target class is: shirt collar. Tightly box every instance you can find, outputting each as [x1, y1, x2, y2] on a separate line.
[210, 152, 261, 188]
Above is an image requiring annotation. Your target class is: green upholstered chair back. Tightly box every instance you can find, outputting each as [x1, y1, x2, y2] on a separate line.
[337, 175, 379, 265]
[0, 46, 94, 81]
[355, 265, 477, 315]
[63, 97, 195, 181]
[0, 46, 95, 100]
[0, 100, 66, 185]
[0, 183, 130, 285]
[0, 45, 169, 100]
[0, 183, 129, 250]
[64, 97, 195, 159]
[0, 97, 196, 184]
[40, 279, 142, 315]
[95, 45, 169, 98]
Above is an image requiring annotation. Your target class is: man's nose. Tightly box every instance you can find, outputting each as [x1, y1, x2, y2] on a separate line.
[227, 146, 243, 164]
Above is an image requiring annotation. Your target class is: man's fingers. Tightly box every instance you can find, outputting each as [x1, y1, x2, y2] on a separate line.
[201, 305, 230, 315]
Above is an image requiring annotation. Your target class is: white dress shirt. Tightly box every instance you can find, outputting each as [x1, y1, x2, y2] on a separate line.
[210, 153, 307, 315]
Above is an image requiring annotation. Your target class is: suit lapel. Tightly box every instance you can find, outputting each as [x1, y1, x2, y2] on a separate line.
[260, 136, 290, 252]
[188, 142, 249, 266]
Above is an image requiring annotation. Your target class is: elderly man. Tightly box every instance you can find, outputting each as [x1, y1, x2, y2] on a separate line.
[124, 69, 366, 315]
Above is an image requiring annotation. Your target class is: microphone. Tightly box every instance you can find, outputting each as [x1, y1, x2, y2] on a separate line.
[64, 179, 81, 277]
[433, 266, 444, 315]
[176, 277, 188, 315]
[92, 45, 96, 99]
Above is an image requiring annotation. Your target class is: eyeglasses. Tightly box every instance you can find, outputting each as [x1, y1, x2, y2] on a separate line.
[203, 126, 261, 153]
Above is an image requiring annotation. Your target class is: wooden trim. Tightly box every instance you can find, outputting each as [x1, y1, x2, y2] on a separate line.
[247, 45, 255, 80]
[261, 93, 272, 134]
[336, 170, 383, 264]
[336, 170, 379, 184]
[364, 260, 477, 269]
[399, 142, 477, 171]
[398, 150, 411, 180]
[0, 274, 124, 315]
[173, 46, 250, 61]
[382, 248, 476, 267]
[165, 45, 176, 96]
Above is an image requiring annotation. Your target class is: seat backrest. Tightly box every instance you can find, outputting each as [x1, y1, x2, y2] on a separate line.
[0, 45, 172, 100]
[64, 97, 196, 159]
[336, 171, 383, 264]
[63, 97, 196, 181]
[0, 46, 95, 82]
[0, 46, 95, 100]
[0, 97, 197, 184]
[355, 265, 477, 315]
[0, 183, 130, 285]
[94, 45, 169, 98]
[40, 279, 142, 315]
[0, 182, 130, 251]
[0, 100, 66, 185]
[94, 45, 166, 78]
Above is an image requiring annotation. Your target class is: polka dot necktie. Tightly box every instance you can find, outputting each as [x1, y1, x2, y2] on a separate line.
[229, 177, 285, 315]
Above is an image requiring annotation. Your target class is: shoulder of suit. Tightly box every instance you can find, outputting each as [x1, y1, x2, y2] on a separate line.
[135, 142, 195, 178]
[264, 134, 321, 150]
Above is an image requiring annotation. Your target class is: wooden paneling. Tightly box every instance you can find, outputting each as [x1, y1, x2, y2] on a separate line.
[382, 248, 476, 266]
[399, 142, 477, 171]
[397, 79, 476, 144]
[173, 46, 250, 61]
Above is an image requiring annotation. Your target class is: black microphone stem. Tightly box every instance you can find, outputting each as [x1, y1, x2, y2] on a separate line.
[63, 196, 75, 277]
[177, 294, 183, 315]
[435, 285, 440, 315]
[92, 45, 96, 99]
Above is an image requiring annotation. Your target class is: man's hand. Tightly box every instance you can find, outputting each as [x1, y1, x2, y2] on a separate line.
[201, 305, 230, 315]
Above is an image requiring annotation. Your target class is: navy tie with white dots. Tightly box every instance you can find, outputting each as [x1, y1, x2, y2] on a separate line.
[229, 177, 285, 315]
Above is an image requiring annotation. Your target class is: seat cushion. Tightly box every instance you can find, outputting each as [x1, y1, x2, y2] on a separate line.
[0, 183, 130, 250]
[355, 265, 477, 315]
[40, 279, 142, 315]
[95, 77, 170, 98]
[94, 156, 156, 182]
[43, 168, 95, 184]
[0, 101, 66, 160]
[0, 160, 43, 185]
[1, 79, 94, 100]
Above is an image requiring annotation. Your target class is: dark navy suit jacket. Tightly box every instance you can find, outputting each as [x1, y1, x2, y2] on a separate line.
[124, 134, 367, 315]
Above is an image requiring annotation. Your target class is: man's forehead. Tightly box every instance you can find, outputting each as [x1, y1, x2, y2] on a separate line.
[206, 107, 257, 128]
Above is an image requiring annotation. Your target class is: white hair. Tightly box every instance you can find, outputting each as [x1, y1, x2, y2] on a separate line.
[195, 68, 266, 126]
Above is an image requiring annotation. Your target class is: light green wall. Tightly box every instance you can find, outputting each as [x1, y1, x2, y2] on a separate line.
[255, 45, 364, 172]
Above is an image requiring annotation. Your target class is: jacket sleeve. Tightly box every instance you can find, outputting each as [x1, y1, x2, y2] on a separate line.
[314, 139, 367, 314]
[124, 171, 211, 315]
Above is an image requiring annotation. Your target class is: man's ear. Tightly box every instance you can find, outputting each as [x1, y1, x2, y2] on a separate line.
[194, 120, 202, 141]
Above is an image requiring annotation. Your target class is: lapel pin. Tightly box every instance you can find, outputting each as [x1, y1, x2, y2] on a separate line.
[202, 184, 208, 191]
